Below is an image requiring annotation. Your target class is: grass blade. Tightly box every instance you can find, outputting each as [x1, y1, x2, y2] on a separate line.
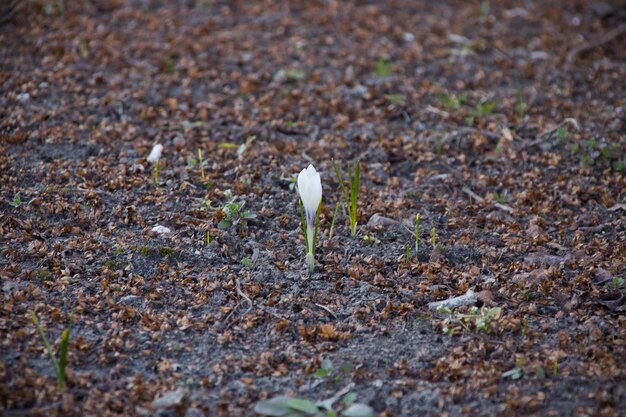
[331, 159, 349, 205]
[58, 324, 71, 390]
[31, 313, 60, 381]
[312, 202, 322, 257]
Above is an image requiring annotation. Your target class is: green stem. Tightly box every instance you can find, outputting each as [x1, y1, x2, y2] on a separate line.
[32, 313, 61, 386]
[198, 149, 204, 179]
[154, 160, 160, 184]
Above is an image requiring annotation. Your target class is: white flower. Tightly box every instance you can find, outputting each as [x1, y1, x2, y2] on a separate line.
[297, 164, 322, 226]
[147, 143, 163, 163]
[297, 164, 322, 271]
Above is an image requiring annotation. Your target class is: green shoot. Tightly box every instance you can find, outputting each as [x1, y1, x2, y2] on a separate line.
[387, 94, 406, 106]
[206, 229, 211, 246]
[154, 160, 159, 184]
[405, 245, 410, 264]
[332, 159, 360, 237]
[436, 91, 468, 110]
[431, 227, 436, 248]
[552, 361, 558, 377]
[32, 313, 71, 390]
[314, 358, 333, 379]
[11, 193, 22, 208]
[237, 135, 256, 156]
[198, 149, 205, 179]
[362, 235, 380, 245]
[329, 202, 340, 239]
[465, 98, 497, 125]
[217, 191, 257, 230]
[415, 214, 420, 255]
[376, 58, 392, 77]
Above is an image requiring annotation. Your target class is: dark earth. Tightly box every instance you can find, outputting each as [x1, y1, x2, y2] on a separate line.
[1, 0, 625, 416]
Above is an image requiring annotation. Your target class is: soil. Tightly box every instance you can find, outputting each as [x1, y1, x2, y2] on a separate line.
[1, 0, 625, 416]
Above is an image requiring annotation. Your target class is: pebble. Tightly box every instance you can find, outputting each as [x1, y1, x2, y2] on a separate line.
[152, 225, 172, 234]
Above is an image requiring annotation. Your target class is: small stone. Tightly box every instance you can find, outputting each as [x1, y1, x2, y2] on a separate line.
[152, 388, 185, 409]
[367, 214, 398, 227]
[151, 225, 171, 234]
[17, 93, 30, 103]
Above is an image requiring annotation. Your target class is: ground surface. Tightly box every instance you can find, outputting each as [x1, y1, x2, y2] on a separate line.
[1, 0, 625, 416]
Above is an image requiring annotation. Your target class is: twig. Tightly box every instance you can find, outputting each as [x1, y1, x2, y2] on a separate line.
[494, 203, 514, 213]
[314, 303, 337, 318]
[234, 276, 286, 322]
[462, 187, 484, 202]
[566, 23, 626, 63]
[520, 118, 580, 149]
[462, 187, 514, 213]
[76, 186, 113, 196]
[538, 118, 580, 140]
[317, 383, 355, 410]
[428, 289, 477, 310]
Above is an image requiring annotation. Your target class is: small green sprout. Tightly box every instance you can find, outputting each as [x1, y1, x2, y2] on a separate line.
[362, 235, 380, 245]
[217, 190, 257, 230]
[164, 51, 175, 74]
[238, 135, 256, 156]
[332, 159, 360, 237]
[556, 126, 569, 141]
[314, 358, 333, 379]
[286, 69, 306, 82]
[465, 98, 497, 125]
[405, 244, 410, 264]
[536, 367, 546, 380]
[32, 313, 71, 390]
[281, 173, 298, 192]
[436, 91, 468, 110]
[376, 58, 392, 77]
[415, 214, 420, 255]
[387, 94, 406, 106]
[10, 193, 22, 208]
[492, 192, 506, 204]
[198, 149, 205, 179]
[206, 229, 211, 246]
[329, 202, 340, 239]
[154, 160, 160, 184]
[438, 306, 501, 335]
[218, 135, 257, 157]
